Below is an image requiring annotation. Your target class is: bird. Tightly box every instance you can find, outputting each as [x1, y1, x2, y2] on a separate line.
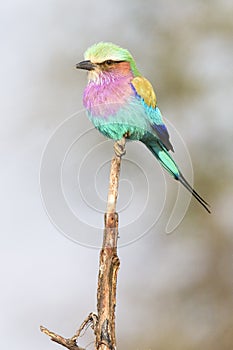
[76, 42, 210, 213]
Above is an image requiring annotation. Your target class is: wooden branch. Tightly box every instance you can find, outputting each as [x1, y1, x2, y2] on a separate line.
[40, 138, 126, 350]
[40, 325, 82, 350]
[40, 313, 97, 350]
[107, 137, 125, 213]
[95, 137, 125, 350]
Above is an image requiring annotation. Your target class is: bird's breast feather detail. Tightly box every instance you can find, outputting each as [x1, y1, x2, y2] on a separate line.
[83, 74, 134, 118]
[131, 76, 157, 108]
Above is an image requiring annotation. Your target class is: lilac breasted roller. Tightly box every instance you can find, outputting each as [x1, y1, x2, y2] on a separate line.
[76, 42, 210, 213]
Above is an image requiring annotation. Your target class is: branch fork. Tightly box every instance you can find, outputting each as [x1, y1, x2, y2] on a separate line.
[41, 138, 126, 350]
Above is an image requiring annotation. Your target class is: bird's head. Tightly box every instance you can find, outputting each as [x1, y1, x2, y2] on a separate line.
[76, 42, 140, 82]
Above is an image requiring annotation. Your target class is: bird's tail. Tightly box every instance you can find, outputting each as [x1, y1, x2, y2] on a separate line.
[145, 141, 211, 213]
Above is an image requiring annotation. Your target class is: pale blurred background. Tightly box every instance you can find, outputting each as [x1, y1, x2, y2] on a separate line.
[1, 0, 233, 349]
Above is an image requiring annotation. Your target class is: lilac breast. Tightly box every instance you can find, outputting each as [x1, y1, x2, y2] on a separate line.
[83, 73, 134, 118]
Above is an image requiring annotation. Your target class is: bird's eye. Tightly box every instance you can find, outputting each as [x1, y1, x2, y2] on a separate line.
[105, 60, 113, 65]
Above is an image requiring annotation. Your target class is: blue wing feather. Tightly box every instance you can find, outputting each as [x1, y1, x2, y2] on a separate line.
[149, 107, 174, 152]
[132, 83, 174, 152]
[131, 78, 174, 151]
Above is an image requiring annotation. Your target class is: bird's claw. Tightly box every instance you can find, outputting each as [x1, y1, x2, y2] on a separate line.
[114, 138, 126, 158]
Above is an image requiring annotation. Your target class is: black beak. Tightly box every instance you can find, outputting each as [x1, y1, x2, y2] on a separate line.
[76, 60, 95, 71]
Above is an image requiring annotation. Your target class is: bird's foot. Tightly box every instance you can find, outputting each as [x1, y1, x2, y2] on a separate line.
[114, 137, 126, 158]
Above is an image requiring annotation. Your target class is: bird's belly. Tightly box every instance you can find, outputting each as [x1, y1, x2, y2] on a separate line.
[87, 102, 151, 140]
[94, 122, 145, 140]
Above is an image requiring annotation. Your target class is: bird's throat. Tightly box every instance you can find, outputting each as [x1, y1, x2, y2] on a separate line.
[83, 69, 134, 118]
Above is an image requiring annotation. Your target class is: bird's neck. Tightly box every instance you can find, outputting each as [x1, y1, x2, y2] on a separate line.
[83, 65, 135, 117]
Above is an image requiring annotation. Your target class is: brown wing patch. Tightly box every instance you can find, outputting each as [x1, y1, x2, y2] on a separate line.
[132, 76, 157, 108]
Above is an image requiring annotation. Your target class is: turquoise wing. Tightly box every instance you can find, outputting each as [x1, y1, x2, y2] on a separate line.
[131, 76, 174, 152]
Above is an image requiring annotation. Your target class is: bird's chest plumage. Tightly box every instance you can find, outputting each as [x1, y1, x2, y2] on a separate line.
[82, 72, 150, 140]
[83, 73, 134, 118]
